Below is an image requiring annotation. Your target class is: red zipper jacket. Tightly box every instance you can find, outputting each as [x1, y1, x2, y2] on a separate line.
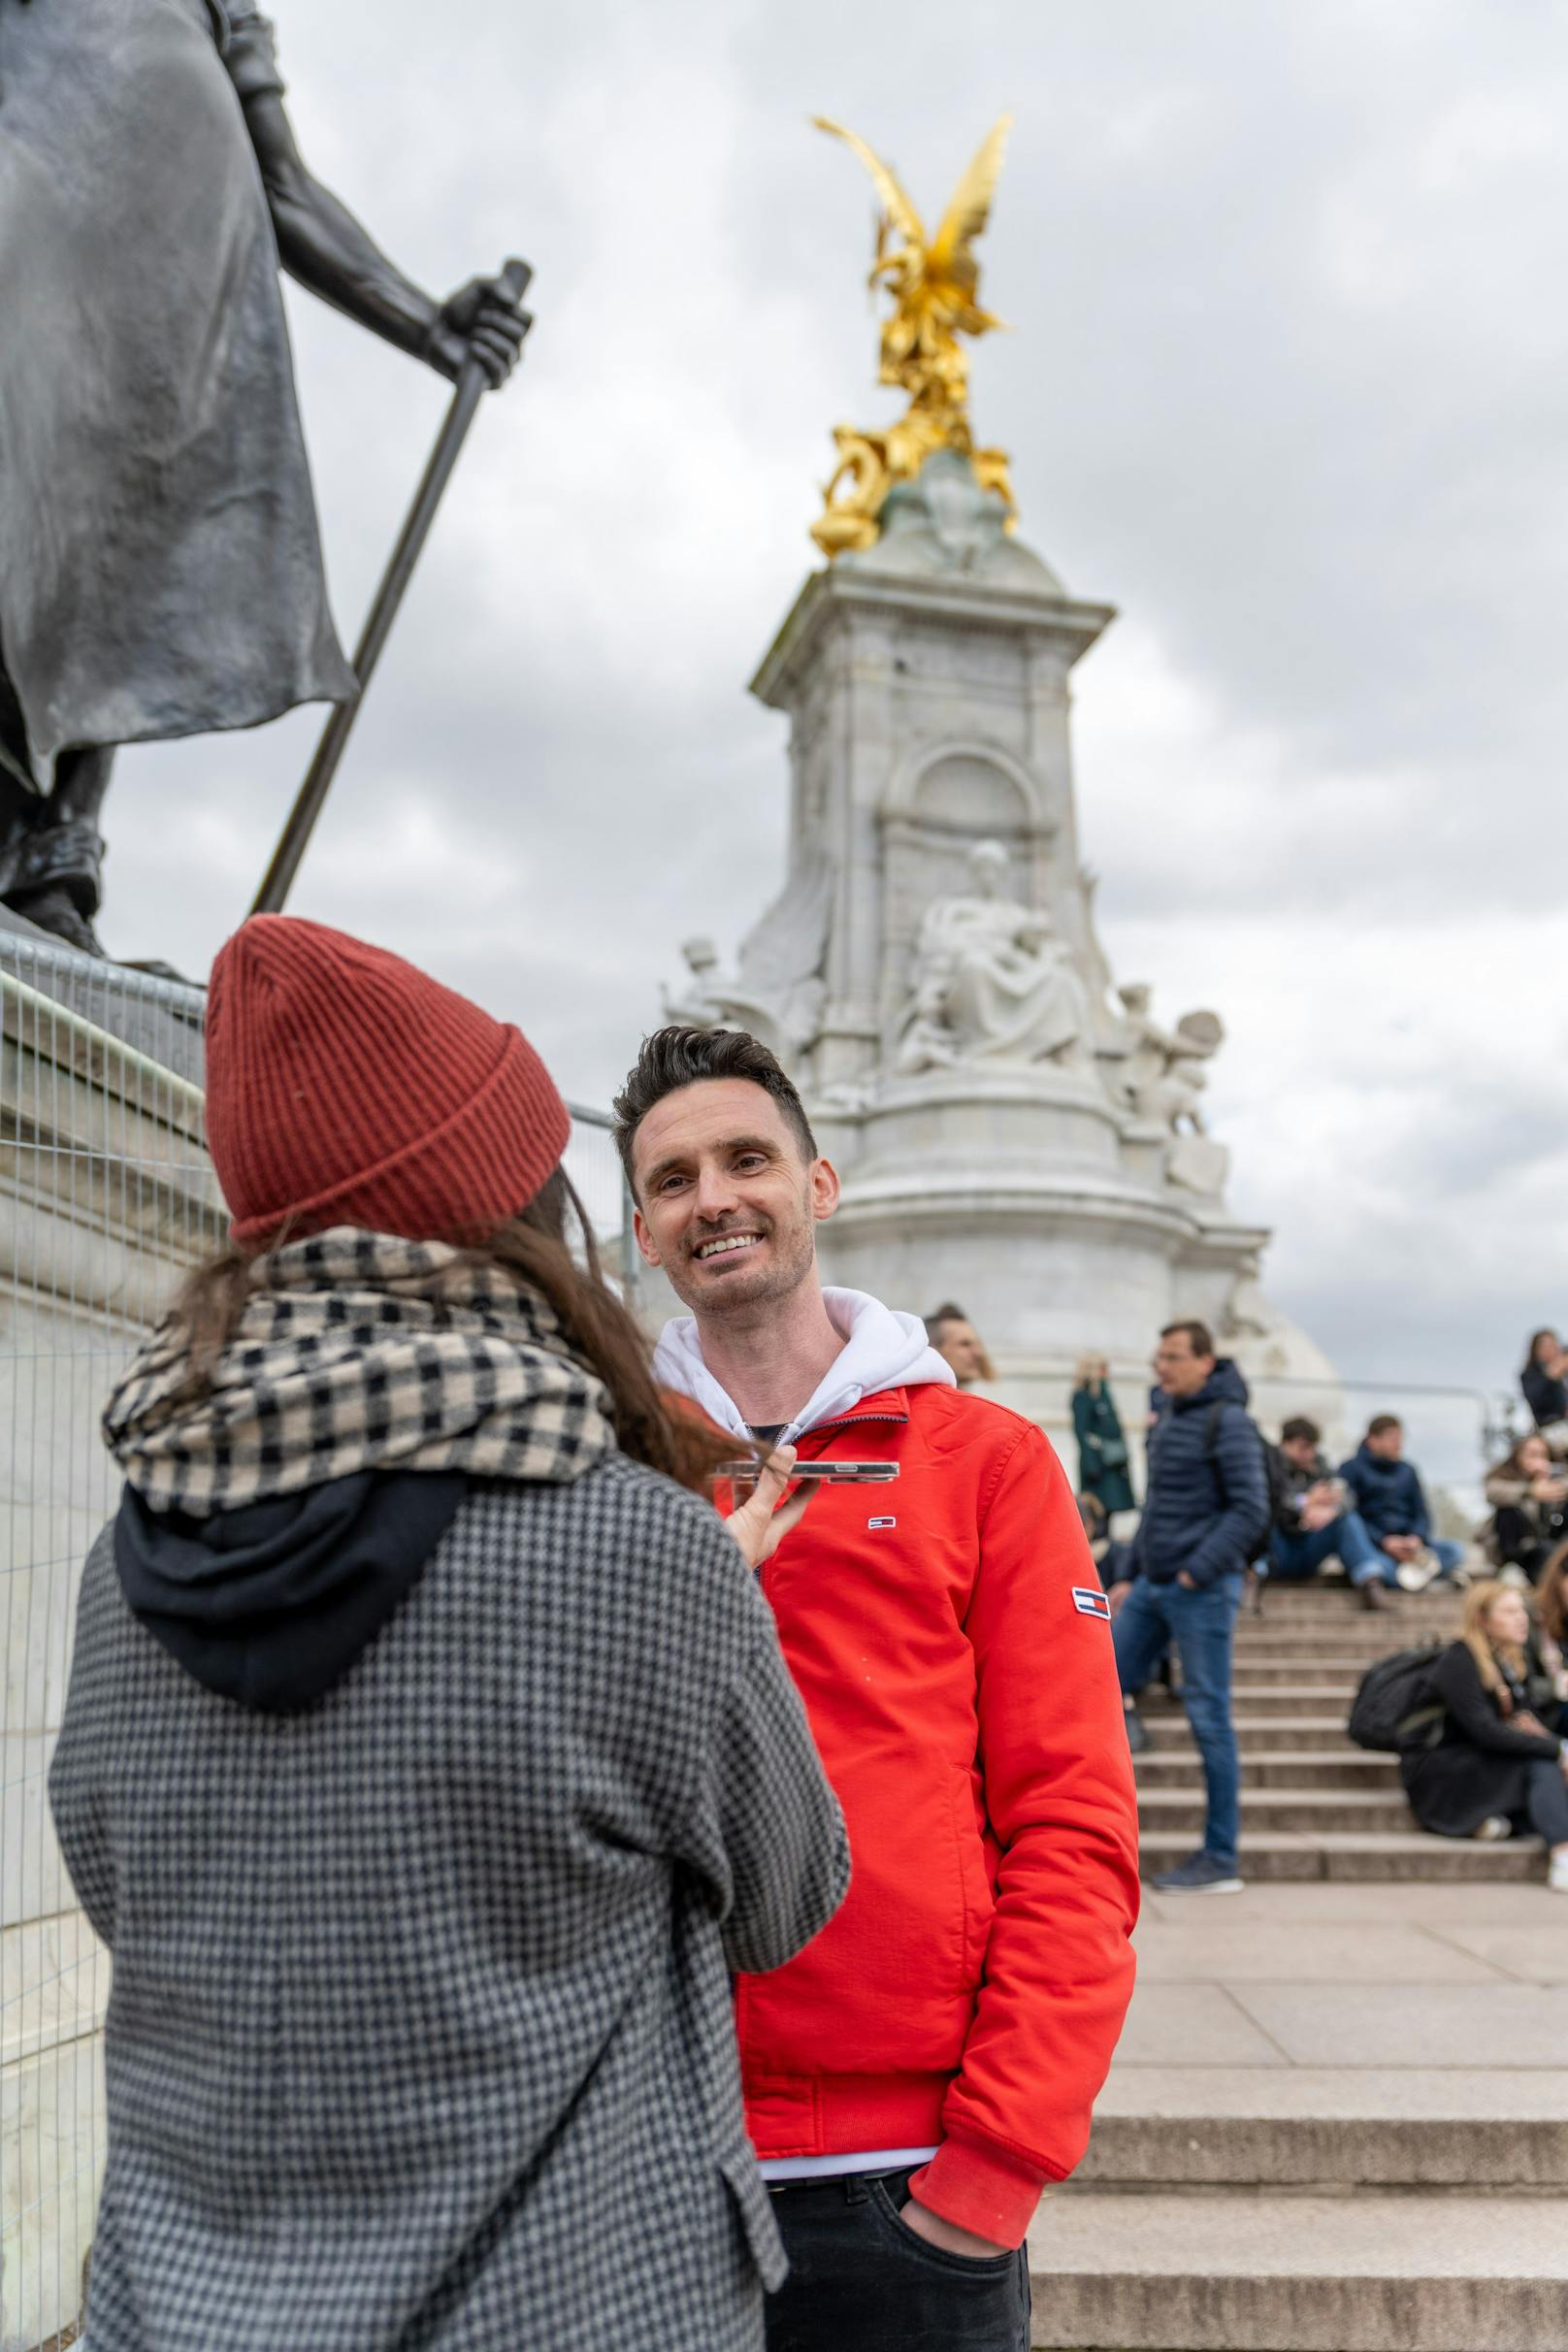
[730, 1381, 1139, 2246]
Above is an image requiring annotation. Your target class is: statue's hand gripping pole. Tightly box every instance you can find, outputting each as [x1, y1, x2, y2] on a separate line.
[250, 257, 533, 918]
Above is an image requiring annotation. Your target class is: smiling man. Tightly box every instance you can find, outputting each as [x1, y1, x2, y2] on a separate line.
[612, 1026, 1139, 2352]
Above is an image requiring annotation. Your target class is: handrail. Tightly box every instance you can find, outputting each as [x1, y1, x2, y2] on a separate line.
[0, 966, 206, 1121]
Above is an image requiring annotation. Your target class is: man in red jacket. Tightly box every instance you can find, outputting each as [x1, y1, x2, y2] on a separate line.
[613, 1026, 1139, 2352]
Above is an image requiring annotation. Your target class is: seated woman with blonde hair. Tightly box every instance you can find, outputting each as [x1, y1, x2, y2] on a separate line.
[1401, 1581, 1568, 1890]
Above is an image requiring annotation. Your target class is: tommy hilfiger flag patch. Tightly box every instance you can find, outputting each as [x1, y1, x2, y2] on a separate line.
[1072, 1586, 1113, 1621]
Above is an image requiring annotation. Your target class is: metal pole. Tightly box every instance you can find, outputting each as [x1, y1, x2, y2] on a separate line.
[250, 257, 533, 917]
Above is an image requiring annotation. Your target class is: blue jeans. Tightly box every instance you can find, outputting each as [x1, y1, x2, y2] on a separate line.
[1269, 1511, 1382, 1584]
[1115, 1572, 1243, 1871]
[1369, 1534, 1465, 1583]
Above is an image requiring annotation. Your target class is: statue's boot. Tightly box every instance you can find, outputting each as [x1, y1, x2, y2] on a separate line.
[4, 815, 107, 957]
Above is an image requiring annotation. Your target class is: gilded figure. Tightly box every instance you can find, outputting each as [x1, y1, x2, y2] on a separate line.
[811, 114, 1017, 557]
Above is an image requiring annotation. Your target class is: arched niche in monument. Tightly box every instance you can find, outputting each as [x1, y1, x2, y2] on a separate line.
[877, 744, 1051, 1061]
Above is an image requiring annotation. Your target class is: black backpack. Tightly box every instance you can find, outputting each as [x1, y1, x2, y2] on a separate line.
[1347, 1643, 1446, 1753]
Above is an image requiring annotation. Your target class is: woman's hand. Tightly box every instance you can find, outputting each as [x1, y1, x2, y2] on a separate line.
[725, 1447, 814, 1571]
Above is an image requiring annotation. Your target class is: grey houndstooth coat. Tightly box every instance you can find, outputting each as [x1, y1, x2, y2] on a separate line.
[49, 1459, 849, 2351]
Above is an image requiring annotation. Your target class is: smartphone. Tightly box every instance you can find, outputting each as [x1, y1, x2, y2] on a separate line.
[719, 1459, 900, 1486]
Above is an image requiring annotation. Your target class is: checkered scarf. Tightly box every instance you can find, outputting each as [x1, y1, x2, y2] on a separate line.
[104, 1228, 616, 1518]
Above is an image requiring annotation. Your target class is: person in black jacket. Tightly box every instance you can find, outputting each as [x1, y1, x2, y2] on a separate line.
[1112, 1321, 1269, 1894]
[1401, 1583, 1568, 1892]
[1483, 1435, 1568, 1584]
[1521, 1330, 1568, 1442]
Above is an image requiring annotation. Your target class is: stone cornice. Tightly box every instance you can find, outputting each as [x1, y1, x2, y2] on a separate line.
[750, 564, 1117, 710]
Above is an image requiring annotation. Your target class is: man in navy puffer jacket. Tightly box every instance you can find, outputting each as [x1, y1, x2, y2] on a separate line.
[1340, 1415, 1464, 1588]
[1112, 1322, 1269, 1892]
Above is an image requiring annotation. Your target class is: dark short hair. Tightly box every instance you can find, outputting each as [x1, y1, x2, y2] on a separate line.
[1366, 1413, 1402, 1439]
[1281, 1417, 1320, 1446]
[612, 1026, 817, 1197]
[925, 1301, 969, 1342]
[1160, 1319, 1215, 1360]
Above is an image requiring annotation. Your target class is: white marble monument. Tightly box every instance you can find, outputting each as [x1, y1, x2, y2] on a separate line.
[663, 486, 1335, 1443]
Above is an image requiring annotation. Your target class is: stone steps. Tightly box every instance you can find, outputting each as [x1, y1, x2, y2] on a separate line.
[1140, 1786, 1415, 1835]
[1027, 2192, 1568, 2350]
[1143, 1715, 1349, 1751]
[1228, 1659, 1367, 1686]
[1232, 1624, 1446, 1653]
[1138, 1748, 1400, 1789]
[1153, 1683, 1355, 1716]
[1138, 1830, 1545, 1881]
[1074, 1586, 1546, 2345]
[1081, 2068, 1568, 2190]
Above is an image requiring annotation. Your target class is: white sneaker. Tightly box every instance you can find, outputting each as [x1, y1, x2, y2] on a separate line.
[1474, 1815, 1513, 1842]
[1549, 1851, 1568, 1892]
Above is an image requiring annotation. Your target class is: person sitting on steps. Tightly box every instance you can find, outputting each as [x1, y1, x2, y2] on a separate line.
[1339, 1415, 1465, 1591]
[1520, 1329, 1568, 1453]
[1483, 1435, 1568, 1585]
[1267, 1415, 1391, 1611]
[1399, 1583, 1568, 1892]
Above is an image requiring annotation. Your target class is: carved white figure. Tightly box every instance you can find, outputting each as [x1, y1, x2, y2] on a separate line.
[1117, 983, 1230, 1197]
[898, 838, 1091, 1073]
[663, 936, 728, 1029]
[661, 850, 833, 1059]
[1117, 984, 1221, 1131]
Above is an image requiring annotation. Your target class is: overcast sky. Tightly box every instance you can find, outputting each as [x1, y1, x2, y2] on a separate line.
[103, 0, 1568, 1426]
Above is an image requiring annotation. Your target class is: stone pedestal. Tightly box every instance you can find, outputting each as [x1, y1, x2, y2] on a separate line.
[1, 929, 219, 2352]
[663, 451, 1336, 1454]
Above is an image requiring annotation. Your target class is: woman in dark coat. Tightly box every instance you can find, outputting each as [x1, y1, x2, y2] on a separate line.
[1401, 1583, 1568, 1891]
[1520, 1330, 1568, 1433]
[1071, 1354, 1136, 1519]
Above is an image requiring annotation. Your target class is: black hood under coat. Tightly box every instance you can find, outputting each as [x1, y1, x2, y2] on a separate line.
[114, 1471, 468, 1712]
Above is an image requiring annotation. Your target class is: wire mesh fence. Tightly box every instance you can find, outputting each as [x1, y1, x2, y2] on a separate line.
[1, 934, 220, 2351]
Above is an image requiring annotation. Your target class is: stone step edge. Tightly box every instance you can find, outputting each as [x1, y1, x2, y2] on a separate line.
[1080, 2114, 1568, 2190]
[1026, 2191, 1568, 2351]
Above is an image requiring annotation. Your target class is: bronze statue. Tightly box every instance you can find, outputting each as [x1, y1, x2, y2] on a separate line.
[0, 1, 529, 953]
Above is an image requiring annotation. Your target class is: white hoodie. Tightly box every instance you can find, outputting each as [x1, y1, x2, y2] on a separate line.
[651, 1287, 956, 1440]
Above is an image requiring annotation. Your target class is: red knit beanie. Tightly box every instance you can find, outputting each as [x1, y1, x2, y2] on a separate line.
[205, 915, 570, 1252]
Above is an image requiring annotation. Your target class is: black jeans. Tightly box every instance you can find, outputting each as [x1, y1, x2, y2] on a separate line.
[764, 2169, 1031, 2352]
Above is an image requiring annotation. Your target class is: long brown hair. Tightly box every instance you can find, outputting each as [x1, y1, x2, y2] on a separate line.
[166, 1170, 735, 1495]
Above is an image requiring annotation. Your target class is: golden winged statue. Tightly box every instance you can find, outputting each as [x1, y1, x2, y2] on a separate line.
[810, 114, 1018, 558]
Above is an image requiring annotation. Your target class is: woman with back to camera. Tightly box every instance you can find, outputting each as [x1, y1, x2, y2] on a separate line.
[1483, 1433, 1568, 1584]
[1072, 1353, 1137, 1527]
[48, 916, 848, 2352]
[1400, 1580, 1568, 1890]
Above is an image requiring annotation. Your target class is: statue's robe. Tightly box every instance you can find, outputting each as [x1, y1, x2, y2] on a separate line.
[0, 0, 352, 794]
